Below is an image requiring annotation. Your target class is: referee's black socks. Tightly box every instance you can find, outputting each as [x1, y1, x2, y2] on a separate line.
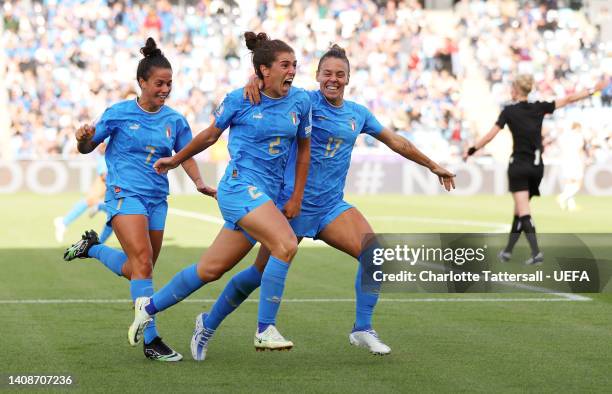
[519, 215, 540, 257]
[504, 215, 521, 254]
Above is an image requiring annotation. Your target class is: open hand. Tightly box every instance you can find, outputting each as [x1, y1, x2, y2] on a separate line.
[431, 165, 456, 191]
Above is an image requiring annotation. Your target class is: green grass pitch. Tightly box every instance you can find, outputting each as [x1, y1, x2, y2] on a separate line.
[1, 193, 611, 393]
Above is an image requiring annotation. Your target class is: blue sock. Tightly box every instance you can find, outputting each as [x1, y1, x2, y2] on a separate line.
[151, 264, 205, 313]
[205, 265, 262, 330]
[87, 244, 126, 277]
[98, 224, 114, 244]
[257, 256, 289, 331]
[130, 278, 158, 345]
[354, 257, 380, 332]
[63, 200, 88, 226]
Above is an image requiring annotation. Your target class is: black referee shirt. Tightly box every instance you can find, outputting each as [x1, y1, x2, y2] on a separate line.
[495, 101, 556, 163]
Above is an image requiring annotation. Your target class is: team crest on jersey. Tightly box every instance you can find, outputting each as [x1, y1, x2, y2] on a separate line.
[290, 112, 297, 125]
[165, 124, 171, 139]
[349, 118, 356, 131]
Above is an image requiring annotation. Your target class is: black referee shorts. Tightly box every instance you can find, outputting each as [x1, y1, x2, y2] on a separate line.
[508, 160, 544, 197]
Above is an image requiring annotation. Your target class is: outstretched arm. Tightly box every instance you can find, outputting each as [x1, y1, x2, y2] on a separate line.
[154, 122, 223, 174]
[282, 137, 311, 218]
[555, 78, 608, 110]
[463, 124, 503, 160]
[375, 128, 455, 191]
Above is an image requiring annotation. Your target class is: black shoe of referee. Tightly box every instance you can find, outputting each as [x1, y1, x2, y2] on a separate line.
[144, 337, 183, 362]
[524, 252, 544, 266]
[497, 250, 512, 263]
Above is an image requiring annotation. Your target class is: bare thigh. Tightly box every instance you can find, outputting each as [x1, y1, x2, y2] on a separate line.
[112, 214, 152, 280]
[196, 227, 257, 282]
[237, 200, 297, 262]
[317, 208, 374, 259]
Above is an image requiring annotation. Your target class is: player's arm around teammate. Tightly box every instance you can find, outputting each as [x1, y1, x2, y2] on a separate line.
[220, 44, 456, 356]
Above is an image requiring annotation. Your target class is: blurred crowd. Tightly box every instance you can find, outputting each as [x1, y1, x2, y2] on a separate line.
[2, 0, 610, 163]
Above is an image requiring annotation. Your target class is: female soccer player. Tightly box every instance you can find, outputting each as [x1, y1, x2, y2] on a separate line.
[464, 74, 608, 264]
[63, 38, 213, 361]
[128, 32, 312, 353]
[188, 44, 456, 360]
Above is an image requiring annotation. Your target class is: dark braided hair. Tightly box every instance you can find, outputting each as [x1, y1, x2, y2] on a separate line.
[244, 32, 294, 80]
[136, 37, 172, 84]
[317, 44, 350, 74]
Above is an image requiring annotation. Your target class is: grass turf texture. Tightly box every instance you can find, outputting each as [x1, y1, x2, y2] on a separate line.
[1, 193, 611, 393]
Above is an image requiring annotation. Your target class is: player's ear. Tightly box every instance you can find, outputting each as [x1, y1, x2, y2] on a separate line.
[260, 64, 270, 79]
[137, 77, 146, 90]
[345, 73, 350, 86]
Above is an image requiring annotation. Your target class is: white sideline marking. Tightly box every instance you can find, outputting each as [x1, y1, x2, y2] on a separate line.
[371, 216, 509, 232]
[168, 208, 224, 224]
[0, 295, 591, 304]
[169, 207, 509, 232]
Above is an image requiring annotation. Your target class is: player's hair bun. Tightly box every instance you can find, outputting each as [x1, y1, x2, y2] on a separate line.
[329, 44, 346, 56]
[140, 37, 162, 58]
[244, 32, 270, 51]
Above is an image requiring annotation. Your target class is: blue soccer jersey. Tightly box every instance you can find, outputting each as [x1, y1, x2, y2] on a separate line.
[92, 99, 192, 199]
[281, 90, 383, 213]
[214, 87, 311, 200]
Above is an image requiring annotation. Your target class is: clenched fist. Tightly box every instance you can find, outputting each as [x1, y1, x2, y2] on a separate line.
[76, 124, 96, 142]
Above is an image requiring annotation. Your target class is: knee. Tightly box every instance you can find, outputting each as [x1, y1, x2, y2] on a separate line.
[270, 234, 298, 262]
[130, 247, 153, 278]
[85, 195, 97, 207]
[197, 260, 228, 283]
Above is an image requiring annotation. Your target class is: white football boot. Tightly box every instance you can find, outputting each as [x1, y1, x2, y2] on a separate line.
[128, 297, 153, 346]
[191, 312, 215, 361]
[54, 217, 66, 243]
[349, 329, 391, 355]
[254, 325, 293, 351]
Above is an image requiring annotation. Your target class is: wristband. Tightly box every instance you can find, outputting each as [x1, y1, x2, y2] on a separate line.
[467, 146, 478, 156]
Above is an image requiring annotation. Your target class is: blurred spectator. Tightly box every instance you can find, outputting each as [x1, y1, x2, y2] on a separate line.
[2, 0, 607, 163]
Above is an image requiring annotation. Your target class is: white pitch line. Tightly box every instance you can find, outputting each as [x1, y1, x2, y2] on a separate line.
[168, 207, 224, 224]
[169, 207, 510, 232]
[371, 216, 509, 232]
[0, 296, 591, 305]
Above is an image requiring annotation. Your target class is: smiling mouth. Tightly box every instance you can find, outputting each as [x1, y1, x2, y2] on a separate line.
[325, 85, 339, 92]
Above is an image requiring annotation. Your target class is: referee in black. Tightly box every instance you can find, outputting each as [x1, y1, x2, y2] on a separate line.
[464, 74, 608, 264]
